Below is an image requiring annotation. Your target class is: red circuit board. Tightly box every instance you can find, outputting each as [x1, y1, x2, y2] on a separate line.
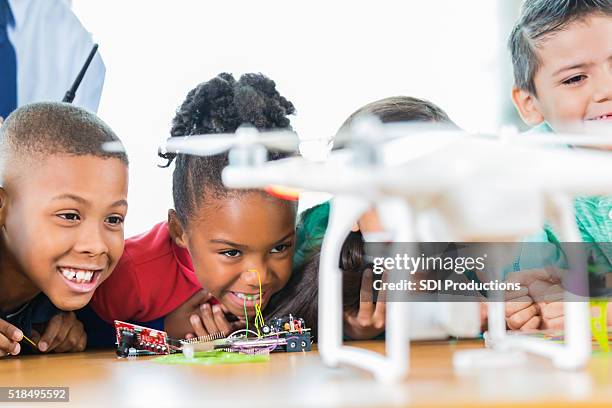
[114, 320, 172, 355]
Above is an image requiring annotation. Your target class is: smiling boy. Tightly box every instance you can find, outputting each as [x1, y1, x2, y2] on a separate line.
[504, 0, 612, 331]
[510, 0, 612, 131]
[0, 102, 128, 356]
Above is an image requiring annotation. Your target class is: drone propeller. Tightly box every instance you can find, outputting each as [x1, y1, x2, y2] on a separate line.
[331, 116, 463, 149]
[223, 133, 612, 198]
[506, 132, 612, 149]
[101, 141, 127, 153]
[160, 126, 301, 157]
[380, 137, 612, 196]
[332, 116, 611, 152]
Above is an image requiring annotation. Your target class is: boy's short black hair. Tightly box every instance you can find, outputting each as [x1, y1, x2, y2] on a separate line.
[0, 102, 128, 176]
[508, 0, 612, 95]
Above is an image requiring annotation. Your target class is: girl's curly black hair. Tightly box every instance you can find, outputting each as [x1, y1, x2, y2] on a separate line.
[159, 72, 296, 226]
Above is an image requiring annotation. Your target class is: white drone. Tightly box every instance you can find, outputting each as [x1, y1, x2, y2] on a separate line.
[160, 118, 612, 383]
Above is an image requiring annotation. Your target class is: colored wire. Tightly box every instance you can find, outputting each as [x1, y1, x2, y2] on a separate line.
[21, 334, 38, 349]
[243, 297, 249, 335]
[253, 269, 265, 337]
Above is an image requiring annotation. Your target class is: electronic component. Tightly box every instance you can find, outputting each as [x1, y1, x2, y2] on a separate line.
[114, 315, 312, 359]
[114, 321, 180, 358]
[261, 314, 306, 335]
[182, 314, 312, 359]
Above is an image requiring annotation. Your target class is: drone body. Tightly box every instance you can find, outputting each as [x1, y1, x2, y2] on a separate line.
[158, 120, 611, 381]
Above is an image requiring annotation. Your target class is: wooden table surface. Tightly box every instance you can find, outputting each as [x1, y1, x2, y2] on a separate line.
[1, 339, 612, 408]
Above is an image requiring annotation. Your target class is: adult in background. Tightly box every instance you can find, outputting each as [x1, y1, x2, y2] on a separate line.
[0, 0, 105, 119]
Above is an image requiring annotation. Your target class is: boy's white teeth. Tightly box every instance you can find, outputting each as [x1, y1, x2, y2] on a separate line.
[60, 268, 95, 283]
[63, 270, 76, 279]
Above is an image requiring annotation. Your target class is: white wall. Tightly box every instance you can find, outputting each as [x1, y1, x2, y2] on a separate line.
[72, 0, 507, 237]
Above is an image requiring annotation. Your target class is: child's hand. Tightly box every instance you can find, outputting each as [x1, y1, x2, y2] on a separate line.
[186, 302, 245, 339]
[504, 268, 563, 330]
[538, 301, 564, 330]
[504, 288, 540, 330]
[504, 270, 542, 330]
[0, 318, 23, 357]
[164, 290, 244, 339]
[343, 269, 386, 340]
[32, 312, 87, 353]
[164, 290, 214, 338]
[529, 278, 564, 330]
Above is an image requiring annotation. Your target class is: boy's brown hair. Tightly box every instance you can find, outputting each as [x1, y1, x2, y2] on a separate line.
[508, 0, 612, 95]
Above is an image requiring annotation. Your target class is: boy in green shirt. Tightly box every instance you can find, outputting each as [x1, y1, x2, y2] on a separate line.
[504, 0, 612, 331]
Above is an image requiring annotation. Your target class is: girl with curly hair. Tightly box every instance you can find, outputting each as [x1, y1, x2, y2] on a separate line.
[89, 72, 299, 339]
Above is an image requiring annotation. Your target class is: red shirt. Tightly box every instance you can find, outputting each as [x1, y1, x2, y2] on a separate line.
[91, 222, 203, 323]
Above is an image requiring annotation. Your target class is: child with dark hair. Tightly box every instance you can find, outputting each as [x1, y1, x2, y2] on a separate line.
[509, 0, 612, 133]
[333, 96, 457, 149]
[504, 0, 612, 331]
[91, 73, 299, 338]
[342, 96, 455, 126]
[265, 96, 457, 340]
[0, 102, 129, 356]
